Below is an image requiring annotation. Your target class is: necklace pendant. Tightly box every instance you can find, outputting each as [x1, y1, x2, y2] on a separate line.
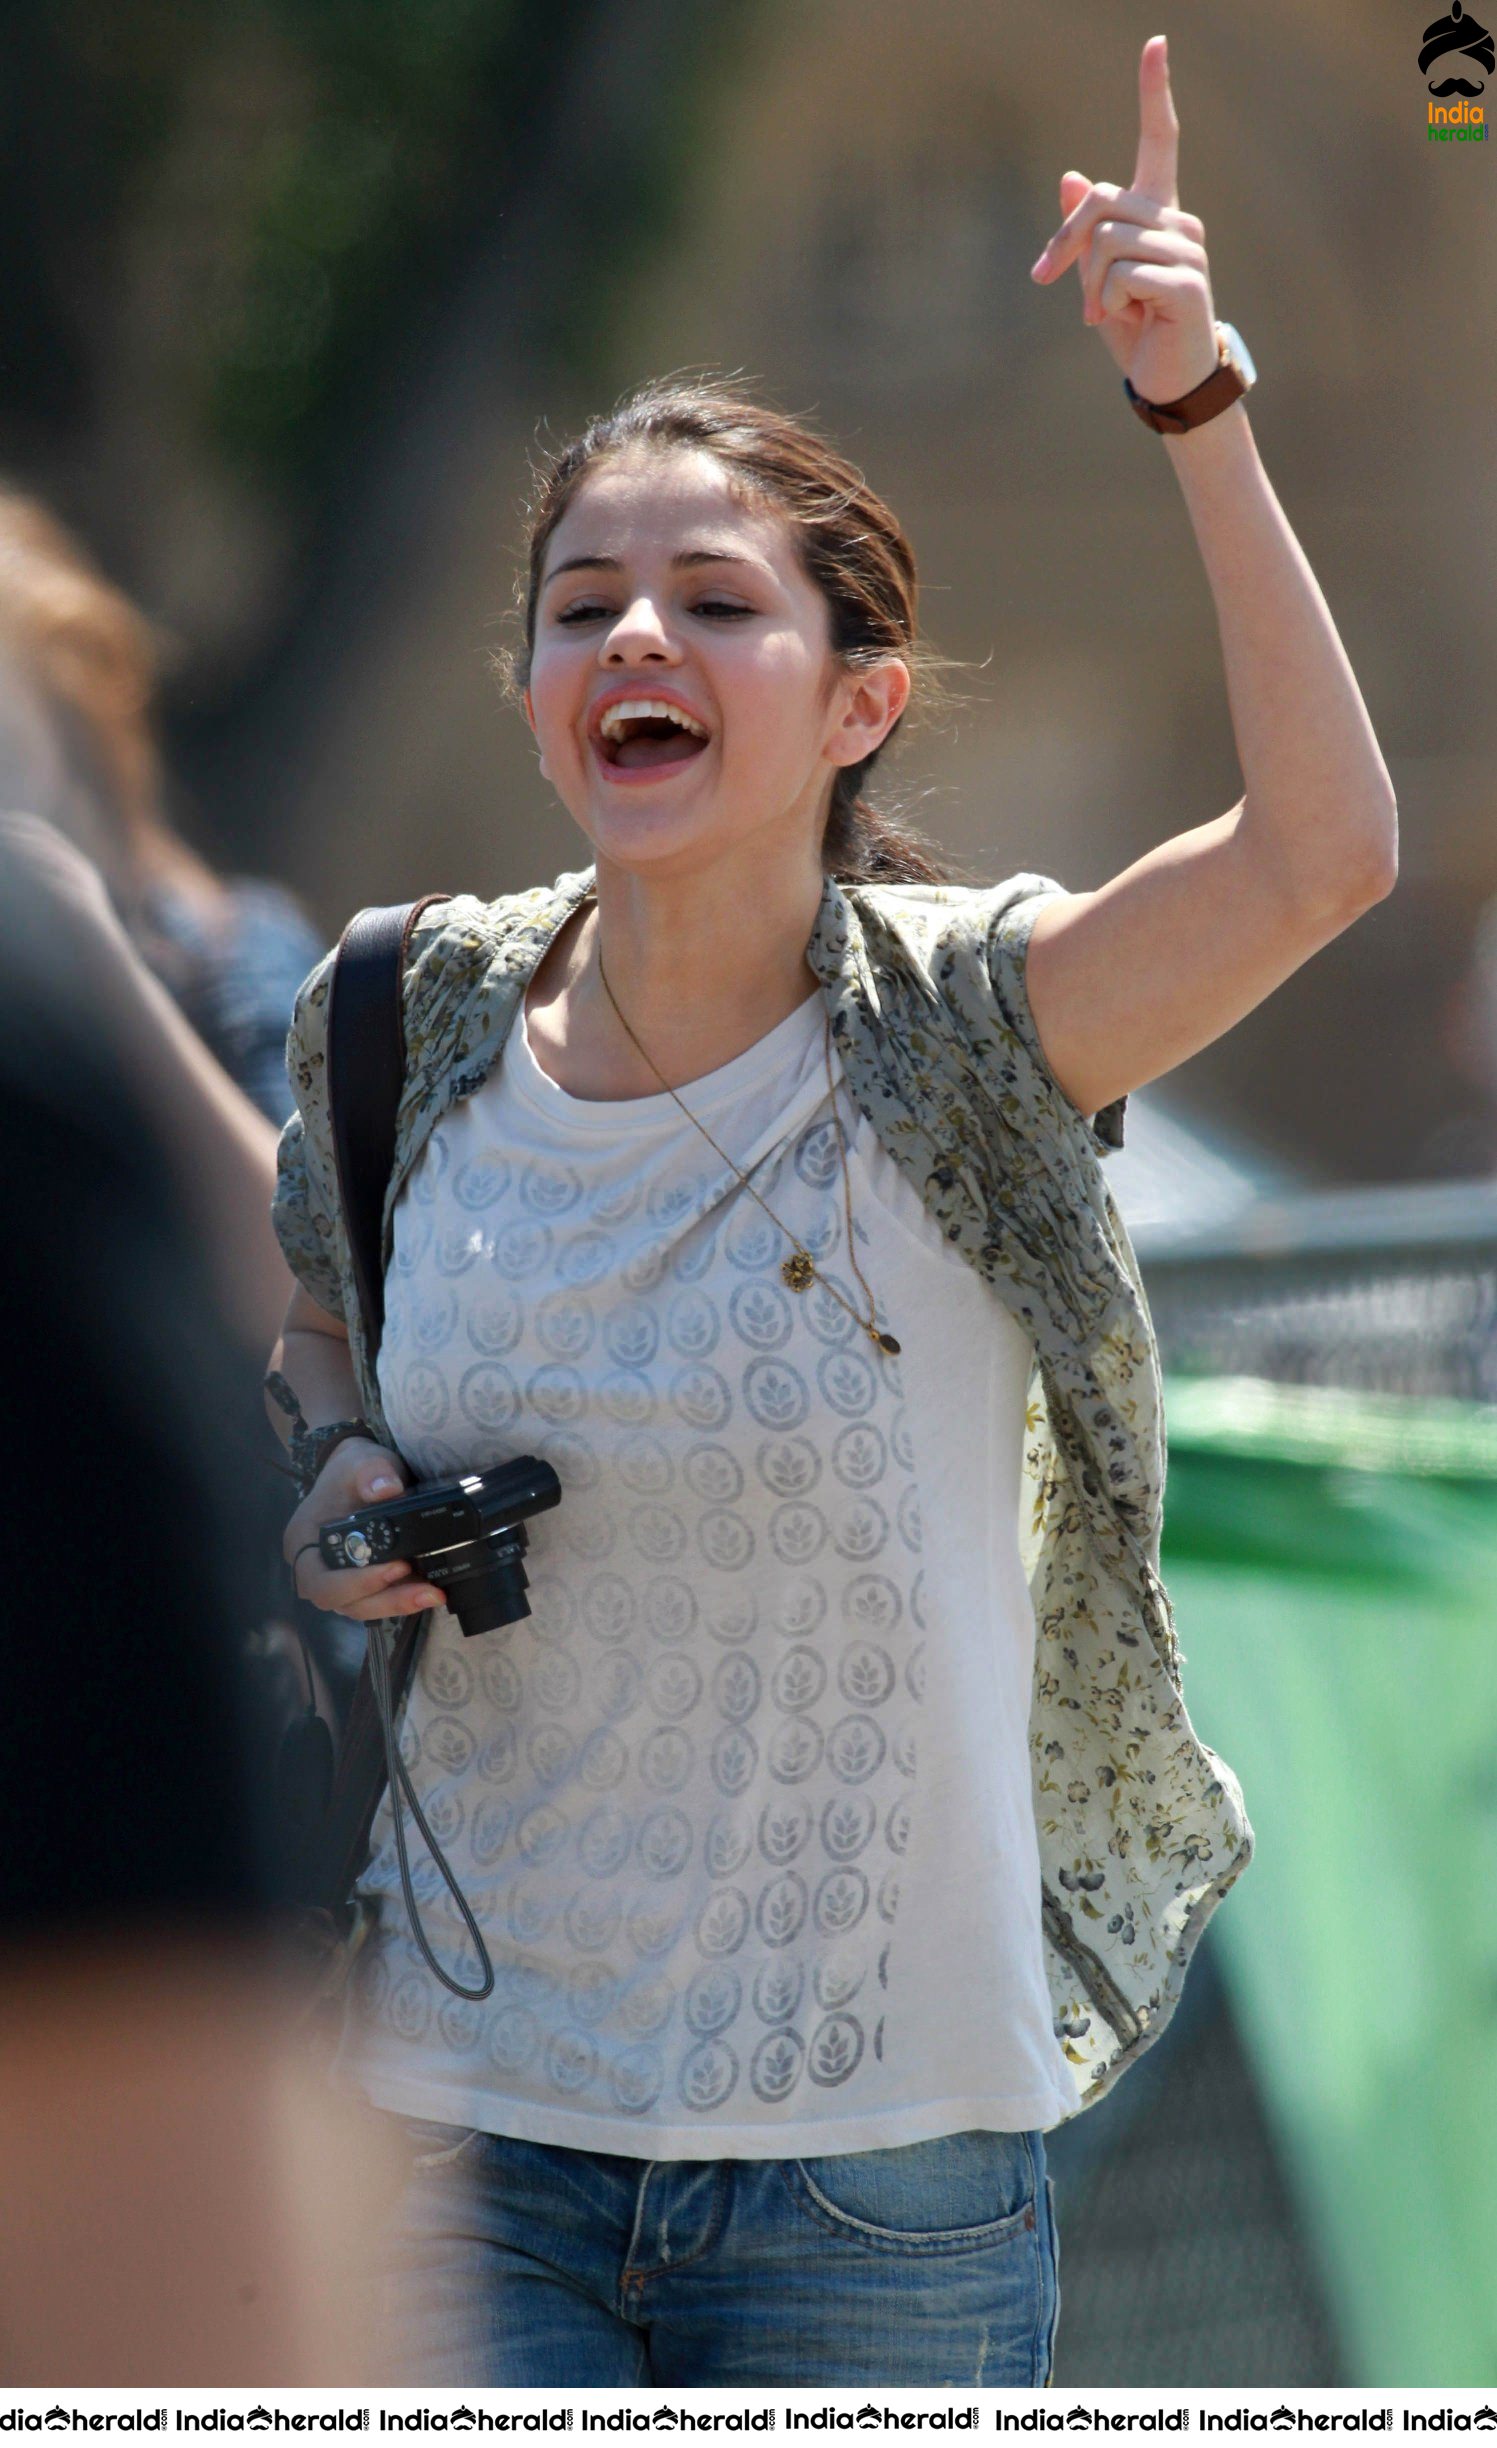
[781, 1251, 816, 1293]
[873, 1329, 901, 1356]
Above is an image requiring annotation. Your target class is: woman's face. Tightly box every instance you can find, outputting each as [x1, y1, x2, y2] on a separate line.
[522, 445, 908, 881]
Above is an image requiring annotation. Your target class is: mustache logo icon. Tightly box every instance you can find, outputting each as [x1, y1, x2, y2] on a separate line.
[1420, 0, 1496, 94]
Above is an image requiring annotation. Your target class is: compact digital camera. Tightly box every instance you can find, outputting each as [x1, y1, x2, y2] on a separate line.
[319, 1454, 562, 1638]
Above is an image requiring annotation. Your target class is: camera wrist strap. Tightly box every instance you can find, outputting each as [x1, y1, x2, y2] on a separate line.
[367, 1616, 495, 2002]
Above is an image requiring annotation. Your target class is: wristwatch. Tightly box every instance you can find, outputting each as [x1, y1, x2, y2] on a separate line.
[1124, 320, 1256, 436]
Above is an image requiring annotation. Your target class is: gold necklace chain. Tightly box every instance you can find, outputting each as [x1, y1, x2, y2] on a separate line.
[593, 949, 900, 1358]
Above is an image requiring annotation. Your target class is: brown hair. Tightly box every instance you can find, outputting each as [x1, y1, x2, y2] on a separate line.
[495, 372, 970, 885]
[0, 485, 210, 903]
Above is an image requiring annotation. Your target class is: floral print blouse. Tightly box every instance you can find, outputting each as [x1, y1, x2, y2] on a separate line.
[272, 861, 1254, 2112]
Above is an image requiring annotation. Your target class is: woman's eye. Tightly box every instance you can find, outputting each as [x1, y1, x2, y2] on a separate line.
[553, 599, 752, 626]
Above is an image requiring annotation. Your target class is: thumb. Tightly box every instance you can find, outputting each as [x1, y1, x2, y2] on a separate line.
[360, 1456, 405, 1500]
[1058, 169, 1093, 217]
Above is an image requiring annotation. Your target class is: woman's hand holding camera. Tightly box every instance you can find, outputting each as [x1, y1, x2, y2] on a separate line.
[284, 1440, 444, 1621]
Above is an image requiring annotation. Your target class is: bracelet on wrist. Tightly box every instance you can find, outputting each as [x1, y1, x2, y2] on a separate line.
[265, 1370, 382, 1501]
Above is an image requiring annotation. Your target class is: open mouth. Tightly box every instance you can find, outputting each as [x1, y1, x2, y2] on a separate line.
[593, 696, 711, 777]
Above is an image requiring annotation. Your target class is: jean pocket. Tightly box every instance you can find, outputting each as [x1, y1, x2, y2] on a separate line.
[398, 2115, 485, 2173]
[782, 2127, 1042, 2255]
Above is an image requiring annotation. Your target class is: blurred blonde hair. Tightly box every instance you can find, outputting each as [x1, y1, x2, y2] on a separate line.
[0, 485, 207, 899]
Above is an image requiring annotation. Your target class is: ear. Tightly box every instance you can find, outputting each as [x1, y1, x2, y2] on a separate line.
[824, 659, 913, 772]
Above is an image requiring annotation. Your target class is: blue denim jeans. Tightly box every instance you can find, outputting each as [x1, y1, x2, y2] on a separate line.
[378, 2116, 1060, 2387]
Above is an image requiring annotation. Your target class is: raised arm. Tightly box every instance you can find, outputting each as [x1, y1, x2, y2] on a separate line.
[1022, 34, 1397, 1122]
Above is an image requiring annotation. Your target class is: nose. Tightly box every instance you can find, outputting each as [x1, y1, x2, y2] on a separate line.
[601, 593, 682, 666]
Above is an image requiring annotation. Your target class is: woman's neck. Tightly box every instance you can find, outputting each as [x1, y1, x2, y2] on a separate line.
[524, 846, 827, 1102]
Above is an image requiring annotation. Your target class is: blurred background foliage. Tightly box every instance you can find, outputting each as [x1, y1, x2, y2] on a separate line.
[0, 0, 733, 492]
[0, 0, 742, 761]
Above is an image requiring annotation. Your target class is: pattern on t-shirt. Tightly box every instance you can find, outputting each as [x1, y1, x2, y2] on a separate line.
[357, 1093, 927, 2125]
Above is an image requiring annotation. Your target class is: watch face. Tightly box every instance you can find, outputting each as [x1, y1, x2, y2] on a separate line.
[1216, 320, 1256, 388]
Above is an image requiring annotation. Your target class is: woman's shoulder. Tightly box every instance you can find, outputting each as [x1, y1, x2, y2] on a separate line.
[404, 869, 588, 970]
[849, 867, 1127, 1154]
[846, 867, 1068, 980]
[849, 866, 1064, 916]
[289, 870, 586, 1035]
[402, 868, 590, 1028]
[280, 872, 577, 1132]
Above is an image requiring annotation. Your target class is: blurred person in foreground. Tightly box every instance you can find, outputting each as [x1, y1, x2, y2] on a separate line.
[268, 38, 1397, 2388]
[0, 868, 396, 2385]
[0, 482, 325, 1133]
[0, 811, 291, 1356]
[0, 483, 363, 1725]
[0, 479, 321, 1356]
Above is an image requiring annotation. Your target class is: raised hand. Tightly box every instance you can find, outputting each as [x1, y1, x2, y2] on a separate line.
[1029, 33, 1220, 409]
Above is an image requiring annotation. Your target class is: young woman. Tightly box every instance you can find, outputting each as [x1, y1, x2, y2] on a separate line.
[268, 37, 1396, 2389]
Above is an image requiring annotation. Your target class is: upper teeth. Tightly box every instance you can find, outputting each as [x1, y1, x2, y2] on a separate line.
[598, 698, 707, 743]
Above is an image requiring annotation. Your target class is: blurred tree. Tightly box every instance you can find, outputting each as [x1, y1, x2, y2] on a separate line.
[0, 0, 746, 754]
[0, 1, 569, 495]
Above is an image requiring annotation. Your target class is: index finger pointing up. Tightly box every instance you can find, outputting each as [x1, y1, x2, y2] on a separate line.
[1133, 33, 1180, 207]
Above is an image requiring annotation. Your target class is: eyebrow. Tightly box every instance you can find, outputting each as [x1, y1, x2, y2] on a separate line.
[542, 547, 764, 589]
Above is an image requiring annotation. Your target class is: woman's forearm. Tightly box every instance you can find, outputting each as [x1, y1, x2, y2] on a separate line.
[1163, 403, 1398, 912]
[265, 1322, 365, 1445]
[97, 939, 292, 1348]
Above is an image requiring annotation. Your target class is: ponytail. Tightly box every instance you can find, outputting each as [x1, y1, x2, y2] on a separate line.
[821, 781, 948, 886]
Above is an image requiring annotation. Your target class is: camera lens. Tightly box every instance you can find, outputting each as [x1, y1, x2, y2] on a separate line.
[384, 1457, 560, 1639]
[430, 1525, 533, 1639]
[445, 1557, 531, 1637]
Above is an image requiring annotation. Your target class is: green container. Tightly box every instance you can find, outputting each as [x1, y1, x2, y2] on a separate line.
[1161, 1377, 1497, 2386]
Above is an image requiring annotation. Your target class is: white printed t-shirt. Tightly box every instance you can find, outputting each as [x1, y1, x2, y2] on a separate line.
[339, 979, 1082, 2156]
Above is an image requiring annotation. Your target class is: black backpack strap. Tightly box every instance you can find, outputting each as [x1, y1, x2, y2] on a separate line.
[314, 891, 450, 1914]
[326, 894, 451, 1357]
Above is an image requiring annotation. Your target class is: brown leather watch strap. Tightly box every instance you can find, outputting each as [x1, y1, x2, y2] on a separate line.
[1124, 326, 1246, 437]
